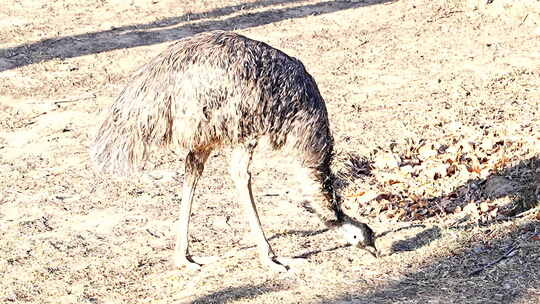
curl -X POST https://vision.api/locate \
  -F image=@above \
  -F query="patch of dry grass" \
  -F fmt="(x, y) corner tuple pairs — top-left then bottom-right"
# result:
(1, 0), (539, 303)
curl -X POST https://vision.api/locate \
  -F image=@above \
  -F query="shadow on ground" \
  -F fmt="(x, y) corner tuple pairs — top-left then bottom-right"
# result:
(390, 226), (441, 253)
(0, 0), (393, 71)
(322, 220), (540, 303)
(192, 282), (286, 304)
(337, 153), (539, 222)
(321, 155), (540, 302)
(237, 228), (328, 251)
(189, 219), (538, 303)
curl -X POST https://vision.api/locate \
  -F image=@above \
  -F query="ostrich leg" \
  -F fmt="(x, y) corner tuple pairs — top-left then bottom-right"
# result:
(174, 149), (213, 269)
(229, 144), (288, 272)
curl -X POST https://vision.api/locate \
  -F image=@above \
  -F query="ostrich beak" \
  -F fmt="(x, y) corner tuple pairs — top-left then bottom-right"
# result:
(361, 244), (379, 258)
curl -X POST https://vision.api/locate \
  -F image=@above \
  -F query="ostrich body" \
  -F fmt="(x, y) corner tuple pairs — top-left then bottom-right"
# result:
(91, 31), (376, 271)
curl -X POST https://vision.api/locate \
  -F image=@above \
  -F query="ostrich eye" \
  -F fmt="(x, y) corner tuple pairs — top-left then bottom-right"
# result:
(353, 235), (357, 239)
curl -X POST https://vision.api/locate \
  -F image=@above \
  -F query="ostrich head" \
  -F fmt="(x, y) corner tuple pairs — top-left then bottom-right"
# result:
(312, 159), (378, 257)
(322, 214), (378, 257)
(326, 185), (378, 256)
(340, 217), (378, 257)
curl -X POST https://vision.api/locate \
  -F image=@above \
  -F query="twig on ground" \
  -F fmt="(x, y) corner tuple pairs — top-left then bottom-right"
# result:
(32, 92), (97, 106)
(53, 92), (97, 105)
(519, 14), (529, 26)
(146, 228), (161, 238)
(513, 206), (540, 219)
(468, 244), (520, 276)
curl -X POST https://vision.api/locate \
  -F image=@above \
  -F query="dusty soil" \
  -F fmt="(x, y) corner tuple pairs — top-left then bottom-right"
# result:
(1, 0), (540, 303)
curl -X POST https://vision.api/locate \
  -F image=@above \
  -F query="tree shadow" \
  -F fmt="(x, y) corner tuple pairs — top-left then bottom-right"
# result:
(345, 154), (539, 223)
(322, 154), (539, 302)
(0, 0), (393, 72)
(471, 156), (539, 215)
(319, 220), (540, 303)
(191, 282), (286, 304)
(431, 156), (540, 223)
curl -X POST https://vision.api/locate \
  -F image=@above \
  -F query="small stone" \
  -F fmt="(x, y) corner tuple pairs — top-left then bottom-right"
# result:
(472, 245), (484, 254)
(484, 176), (517, 198)
(446, 145), (459, 155)
(463, 203), (478, 214)
(214, 216), (231, 230)
(421, 160), (449, 179)
(437, 144), (449, 154)
(418, 144), (437, 160)
(459, 141), (475, 153)
(480, 202), (490, 212)
(144, 170), (178, 183)
(446, 121), (462, 132)
(373, 152), (400, 169)
(480, 137), (495, 152)
(400, 165), (414, 174)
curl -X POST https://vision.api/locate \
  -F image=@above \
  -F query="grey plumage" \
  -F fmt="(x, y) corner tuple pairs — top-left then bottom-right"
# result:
(91, 31), (376, 271)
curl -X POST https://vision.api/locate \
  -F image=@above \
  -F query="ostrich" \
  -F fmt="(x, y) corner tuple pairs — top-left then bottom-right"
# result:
(91, 30), (377, 272)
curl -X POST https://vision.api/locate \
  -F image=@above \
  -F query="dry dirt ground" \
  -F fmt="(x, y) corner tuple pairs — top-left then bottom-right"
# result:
(1, 0), (540, 303)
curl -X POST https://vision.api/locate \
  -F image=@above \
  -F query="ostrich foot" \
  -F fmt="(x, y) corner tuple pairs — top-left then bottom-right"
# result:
(174, 255), (218, 270)
(261, 256), (308, 272)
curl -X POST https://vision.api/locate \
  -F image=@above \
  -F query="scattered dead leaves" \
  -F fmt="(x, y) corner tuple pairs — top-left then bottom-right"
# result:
(352, 129), (539, 222)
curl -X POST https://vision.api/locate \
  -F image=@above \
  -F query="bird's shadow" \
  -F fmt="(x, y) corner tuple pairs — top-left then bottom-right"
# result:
(293, 244), (349, 259)
(237, 228), (328, 251)
(390, 226), (442, 253)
